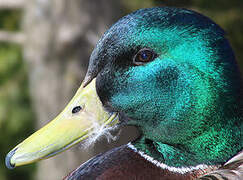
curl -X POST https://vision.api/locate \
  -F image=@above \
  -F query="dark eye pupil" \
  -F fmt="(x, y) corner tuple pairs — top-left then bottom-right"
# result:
(138, 50), (151, 62)
(72, 106), (82, 114)
(141, 52), (148, 59)
(134, 48), (155, 65)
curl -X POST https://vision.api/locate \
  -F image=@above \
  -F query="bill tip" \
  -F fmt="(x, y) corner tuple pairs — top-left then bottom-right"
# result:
(5, 148), (17, 169)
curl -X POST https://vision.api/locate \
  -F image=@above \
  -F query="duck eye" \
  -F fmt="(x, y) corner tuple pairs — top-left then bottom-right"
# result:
(72, 106), (82, 114)
(133, 48), (155, 65)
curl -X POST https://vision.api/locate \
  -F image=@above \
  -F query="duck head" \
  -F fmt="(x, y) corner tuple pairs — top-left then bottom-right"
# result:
(6, 7), (242, 169)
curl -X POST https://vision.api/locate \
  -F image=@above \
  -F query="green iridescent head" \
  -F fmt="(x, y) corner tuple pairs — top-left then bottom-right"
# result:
(85, 7), (242, 167)
(5, 7), (242, 171)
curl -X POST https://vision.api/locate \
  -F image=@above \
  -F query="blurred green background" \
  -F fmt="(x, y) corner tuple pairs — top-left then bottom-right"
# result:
(0, 0), (242, 180)
(0, 9), (36, 180)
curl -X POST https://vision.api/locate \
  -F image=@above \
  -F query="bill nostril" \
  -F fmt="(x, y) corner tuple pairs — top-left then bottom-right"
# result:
(72, 106), (82, 114)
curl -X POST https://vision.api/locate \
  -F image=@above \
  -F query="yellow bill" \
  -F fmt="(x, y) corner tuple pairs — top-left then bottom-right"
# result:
(5, 78), (119, 169)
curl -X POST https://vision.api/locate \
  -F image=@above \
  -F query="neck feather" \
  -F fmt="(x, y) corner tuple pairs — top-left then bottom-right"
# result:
(131, 126), (241, 171)
(127, 142), (218, 174)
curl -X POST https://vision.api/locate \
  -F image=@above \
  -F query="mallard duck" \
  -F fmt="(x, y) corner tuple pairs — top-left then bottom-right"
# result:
(6, 7), (243, 179)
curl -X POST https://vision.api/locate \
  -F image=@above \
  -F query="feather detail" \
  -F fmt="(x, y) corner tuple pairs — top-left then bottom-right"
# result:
(198, 151), (243, 180)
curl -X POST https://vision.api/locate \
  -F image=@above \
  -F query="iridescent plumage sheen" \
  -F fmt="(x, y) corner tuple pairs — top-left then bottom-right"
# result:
(86, 7), (242, 168)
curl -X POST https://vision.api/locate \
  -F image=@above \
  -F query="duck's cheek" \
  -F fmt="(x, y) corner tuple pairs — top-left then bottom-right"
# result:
(96, 71), (117, 110)
(96, 74), (140, 116)
(95, 65), (132, 111)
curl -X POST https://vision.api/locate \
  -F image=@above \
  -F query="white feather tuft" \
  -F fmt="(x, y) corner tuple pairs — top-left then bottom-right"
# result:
(78, 112), (119, 149)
